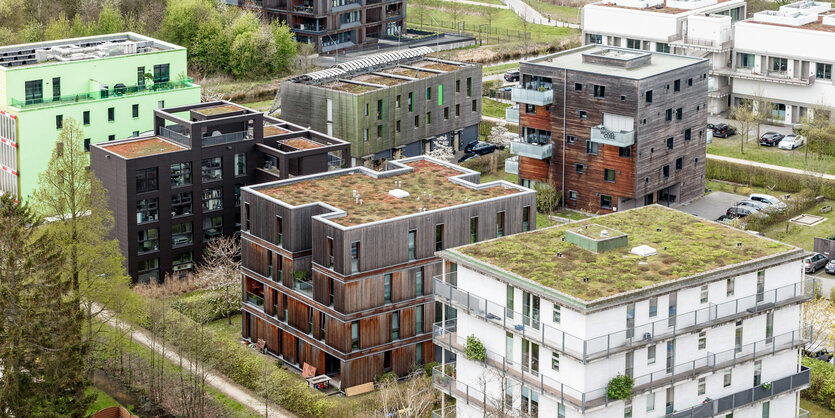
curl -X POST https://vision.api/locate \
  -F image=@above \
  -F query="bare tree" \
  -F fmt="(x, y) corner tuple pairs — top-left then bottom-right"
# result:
(375, 370), (437, 418)
(174, 303), (215, 417)
(198, 235), (241, 325)
(731, 99), (757, 155)
(803, 297), (834, 353)
(476, 367), (526, 418)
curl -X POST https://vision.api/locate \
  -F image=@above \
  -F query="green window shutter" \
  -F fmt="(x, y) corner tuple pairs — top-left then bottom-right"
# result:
(438, 84), (443, 106)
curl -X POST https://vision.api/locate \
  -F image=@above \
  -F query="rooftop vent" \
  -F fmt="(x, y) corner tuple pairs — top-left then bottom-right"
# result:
(565, 224), (628, 253)
(631, 245), (658, 257)
(388, 189), (410, 199)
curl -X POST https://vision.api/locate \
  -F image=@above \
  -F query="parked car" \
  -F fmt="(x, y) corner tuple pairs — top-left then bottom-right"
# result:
(736, 200), (769, 212)
(826, 259), (835, 274)
(504, 70), (520, 82)
(464, 141), (497, 156)
(804, 253), (828, 273)
(458, 153), (478, 163)
(759, 132), (785, 146)
(778, 134), (805, 150)
(725, 206), (761, 218)
(707, 123), (715, 131)
(712, 124), (736, 138)
(749, 193), (788, 211)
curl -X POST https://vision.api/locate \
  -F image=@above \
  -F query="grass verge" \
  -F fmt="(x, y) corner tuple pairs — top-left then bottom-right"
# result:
(707, 136), (835, 175)
(483, 62), (519, 76)
(482, 97), (511, 119)
(801, 398), (835, 418)
(522, 0), (581, 24)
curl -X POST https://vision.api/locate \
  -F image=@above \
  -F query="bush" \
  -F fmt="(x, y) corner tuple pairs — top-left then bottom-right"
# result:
(802, 356), (835, 412)
(464, 335), (486, 362)
(171, 290), (241, 323)
(293, 271), (309, 282)
(423, 361), (439, 376)
(376, 371), (399, 383)
(606, 373), (634, 400)
(744, 190), (816, 231)
(535, 182), (560, 214)
(827, 234), (835, 240)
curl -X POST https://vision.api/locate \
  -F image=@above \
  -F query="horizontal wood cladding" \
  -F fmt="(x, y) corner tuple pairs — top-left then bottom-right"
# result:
(518, 105), (551, 132)
(518, 156), (550, 183)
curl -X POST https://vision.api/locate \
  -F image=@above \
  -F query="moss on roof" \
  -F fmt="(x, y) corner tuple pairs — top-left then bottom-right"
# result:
(457, 206), (792, 301)
(195, 104), (245, 116)
(260, 160), (520, 226)
(323, 81), (379, 93)
(104, 137), (186, 158)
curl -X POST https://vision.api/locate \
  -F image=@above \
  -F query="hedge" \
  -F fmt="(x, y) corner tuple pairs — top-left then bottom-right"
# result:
(802, 356), (835, 412)
(706, 159), (835, 199)
(170, 290), (241, 323)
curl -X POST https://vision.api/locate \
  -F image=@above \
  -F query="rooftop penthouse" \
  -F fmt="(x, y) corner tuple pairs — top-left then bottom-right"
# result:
(444, 205), (796, 304)
(524, 45), (706, 79)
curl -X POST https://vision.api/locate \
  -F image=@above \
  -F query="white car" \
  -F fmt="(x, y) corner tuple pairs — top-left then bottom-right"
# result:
(778, 134), (805, 150)
(749, 193), (788, 211)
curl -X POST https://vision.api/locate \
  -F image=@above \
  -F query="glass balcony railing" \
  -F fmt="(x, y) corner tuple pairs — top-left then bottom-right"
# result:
(510, 140), (552, 160)
(505, 156), (519, 175)
(590, 125), (635, 147)
(434, 275), (813, 363)
(505, 106), (519, 123)
(246, 292), (265, 308)
(511, 87), (554, 106)
(294, 279), (314, 297)
(11, 78), (196, 109)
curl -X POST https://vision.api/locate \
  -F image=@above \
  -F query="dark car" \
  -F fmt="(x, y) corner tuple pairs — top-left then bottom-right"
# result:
(464, 141), (497, 156)
(804, 253), (828, 273)
(504, 70), (520, 82)
(826, 259), (835, 274)
(712, 124), (736, 138)
(707, 123), (715, 131)
(725, 206), (758, 218)
(759, 132), (785, 146)
(458, 153), (478, 163)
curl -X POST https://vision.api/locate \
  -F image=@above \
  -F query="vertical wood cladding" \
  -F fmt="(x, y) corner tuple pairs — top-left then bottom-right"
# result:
(518, 156), (550, 183)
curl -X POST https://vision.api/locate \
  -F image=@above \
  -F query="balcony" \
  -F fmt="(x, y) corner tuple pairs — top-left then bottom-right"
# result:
(433, 275), (813, 363)
(505, 156), (519, 175)
(510, 140), (552, 160)
(511, 87), (554, 106)
(712, 67), (816, 86)
(707, 85), (731, 99)
(505, 106), (519, 123)
(293, 23), (327, 34)
(246, 291), (264, 308)
(670, 36), (733, 52)
(294, 279), (314, 297)
(10, 78), (196, 109)
(590, 125), (635, 147)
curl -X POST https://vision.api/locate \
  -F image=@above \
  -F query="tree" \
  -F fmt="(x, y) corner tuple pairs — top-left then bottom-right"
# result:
(94, 0), (124, 35)
(751, 91), (773, 141)
(801, 105), (835, 160)
(412, 0), (429, 28)
(425, 137), (455, 162)
(803, 297), (835, 353)
(731, 99), (757, 155)
(449, 1), (463, 26)
(534, 182), (559, 218)
(44, 12), (72, 40)
(375, 370), (437, 418)
(199, 235), (241, 325)
(269, 20), (296, 75)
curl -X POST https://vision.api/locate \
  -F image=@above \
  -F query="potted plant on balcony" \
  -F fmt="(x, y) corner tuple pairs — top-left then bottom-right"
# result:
(464, 334), (486, 362)
(606, 373), (634, 400)
(293, 271), (309, 289)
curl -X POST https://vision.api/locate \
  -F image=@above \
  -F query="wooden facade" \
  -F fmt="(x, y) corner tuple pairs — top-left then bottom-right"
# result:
(240, 158), (536, 388)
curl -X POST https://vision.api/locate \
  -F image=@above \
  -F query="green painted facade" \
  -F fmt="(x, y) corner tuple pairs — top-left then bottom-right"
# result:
(0, 33), (201, 200)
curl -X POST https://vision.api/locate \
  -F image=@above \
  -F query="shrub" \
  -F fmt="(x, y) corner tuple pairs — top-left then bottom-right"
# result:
(802, 356), (835, 412)
(606, 373), (634, 400)
(376, 371), (399, 383)
(706, 159), (835, 199)
(464, 335), (486, 362)
(423, 361), (439, 376)
(535, 182), (560, 214)
(745, 190), (816, 231)
(293, 271), (309, 282)
(827, 234), (835, 240)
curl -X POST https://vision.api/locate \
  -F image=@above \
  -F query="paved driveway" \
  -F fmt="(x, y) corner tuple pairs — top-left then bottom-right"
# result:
(678, 191), (748, 221)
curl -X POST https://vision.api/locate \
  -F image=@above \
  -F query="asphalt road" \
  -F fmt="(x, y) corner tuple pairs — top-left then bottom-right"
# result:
(677, 191), (748, 221)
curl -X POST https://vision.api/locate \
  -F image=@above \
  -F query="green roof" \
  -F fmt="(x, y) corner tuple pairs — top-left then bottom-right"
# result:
(453, 205), (793, 302)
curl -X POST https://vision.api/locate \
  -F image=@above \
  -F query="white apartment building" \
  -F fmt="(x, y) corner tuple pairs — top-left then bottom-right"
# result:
(582, 0), (746, 115)
(721, 4), (835, 124)
(431, 205), (812, 418)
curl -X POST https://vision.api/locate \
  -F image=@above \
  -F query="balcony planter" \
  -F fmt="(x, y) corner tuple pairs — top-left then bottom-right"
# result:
(762, 382), (771, 390)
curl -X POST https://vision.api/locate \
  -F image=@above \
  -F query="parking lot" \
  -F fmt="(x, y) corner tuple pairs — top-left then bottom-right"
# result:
(677, 191), (749, 221)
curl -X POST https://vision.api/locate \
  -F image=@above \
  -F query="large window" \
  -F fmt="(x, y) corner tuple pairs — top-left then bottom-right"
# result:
(172, 252), (193, 277)
(171, 192), (192, 217)
(202, 187), (223, 211)
(136, 198), (158, 224)
(203, 216), (223, 240)
(522, 206), (530, 232)
(136, 167), (158, 193)
(771, 57), (788, 73)
(235, 153), (246, 176)
(137, 258), (159, 283)
(586, 141), (599, 155)
(817, 63), (832, 80)
(604, 169), (616, 183)
(52, 77), (61, 99)
(600, 195), (613, 209)
(137, 228), (159, 254)
(737, 53), (755, 69)
(408, 230), (416, 260)
(662, 165), (670, 178)
(153, 63), (170, 83)
(626, 38), (641, 49)
(172, 222), (193, 247)
(170, 162), (192, 187)
(655, 43), (670, 53)
(351, 321), (360, 350)
(25, 80), (43, 103)
(202, 157), (222, 182)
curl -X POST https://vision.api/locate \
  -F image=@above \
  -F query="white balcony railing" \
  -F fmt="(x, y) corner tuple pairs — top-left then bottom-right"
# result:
(505, 156), (519, 175)
(510, 141), (552, 160)
(511, 87), (554, 106)
(505, 106), (519, 123)
(590, 125), (635, 147)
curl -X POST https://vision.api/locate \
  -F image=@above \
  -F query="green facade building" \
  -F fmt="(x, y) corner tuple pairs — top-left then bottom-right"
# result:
(0, 33), (201, 200)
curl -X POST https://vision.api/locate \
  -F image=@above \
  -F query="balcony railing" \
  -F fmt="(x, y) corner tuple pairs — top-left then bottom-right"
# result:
(511, 87), (554, 106)
(294, 279), (314, 297)
(159, 126), (191, 147)
(434, 275), (813, 363)
(293, 23), (327, 33)
(510, 140), (552, 160)
(590, 125), (635, 147)
(670, 366), (810, 418)
(431, 405), (457, 418)
(505, 156), (519, 175)
(202, 130), (250, 147)
(246, 292), (264, 308)
(505, 106), (519, 123)
(434, 317), (810, 412)
(11, 78), (196, 109)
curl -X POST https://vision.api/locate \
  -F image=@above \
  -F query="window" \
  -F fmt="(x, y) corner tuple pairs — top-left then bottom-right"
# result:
(522, 206), (531, 232)
(202, 187), (223, 211)
(414, 115), (419, 128)
(645, 90), (653, 103)
(202, 157), (222, 182)
(698, 331), (706, 349)
(83, 138), (90, 152)
(723, 370), (732, 387)
(137, 228), (159, 254)
(408, 92), (414, 112)
(24, 80), (43, 103)
(348, 241), (360, 273)
(649, 297), (657, 317)
(600, 195), (613, 209)
(456, 79), (461, 93)
(662, 165), (670, 178)
(621, 95), (626, 101)
(426, 87), (431, 100)
(757, 270), (765, 302)
(435, 224), (444, 251)
(136, 168), (158, 193)
(363, 128), (369, 141)
(395, 120), (401, 133)
(170, 162), (192, 187)
(553, 305), (561, 323)
(574, 83), (582, 91)
(647, 392), (655, 412)
(83, 110), (90, 125)
(51, 77), (61, 100)
(108, 135), (115, 142)
(416, 267), (423, 296)
(351, 321), (360, 350)
(735, 321), (743, 353)
(392, 311), (400, 340)
(566, 135), (576, 144)
(56, 115), (63, 129)
(766, 311), (773, 343)
(496, 211), (505, 237)
(172, 252), (193, 276)
(579, 110), (587, 120)
(408, 230), (416, 260)
(243, 203), (251, 231)
(676, 157), (682, 171)
(647, 345), (656, 364)
(158, 100), (165, 109)
(455, 104), (460, 117)
(171, 222), (193, 247)
(665, 387), (675, 415)
(684, 128), (692, 141)
(604, 168), (616, 182)
(771, 58), (787, 73)
(395, 95), (401, 108)
(762, 401), (769, 418)
(326, 237), (334, 268)
(727, 278), (735, 296)
(235, 153), (246, 176)
(816, 63), (832, 80)
(472, 99), (477, 112)
(136, 198), (159, 224)
(466, 77), (472, 96)
(153, 63), (170, 83)
(107, 107), (115, 122)
(568, 190), (577, 200)
(137, 258), (159, 283)
(444, 107), (449, 120)
(171, 192), (192, 217)
(376, 125), (383, 138)
(665, 109), (672, 121)
(674, 80), (680, 92)
(416, 342), (423, 365)
(697, 377), (706, 395)
(320, 312), (326, 341)
(676, 108), (682, 120)
(593, 84), (605, 98)
(586, 141), (598, 155)
(470, 217), (478, 243)
(667, 137), (674, 150)
(551, 352), (560, 371)
(416, 304), (424, 334)
(437, 84), (443, 105)
(619, 146), (631, 158)
(507, 285), (515, 312)
(525, 104), (536, 114)
(384, 274), (392, 303)
(688, 78), (693, 87)
(132, 104), (139, 118)
(377, 99), (383, 120)
(203, 216), (222, 240)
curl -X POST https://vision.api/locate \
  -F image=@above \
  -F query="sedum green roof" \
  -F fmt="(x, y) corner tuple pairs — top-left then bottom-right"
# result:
(455, 205), (793, 301)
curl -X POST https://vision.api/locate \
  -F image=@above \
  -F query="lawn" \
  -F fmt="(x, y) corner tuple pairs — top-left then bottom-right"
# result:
(707, 135), (835, 175)
(85, 387), (121, 415)
(483, 62), (519, 77)
(761, 199), (835, 251)
(465, 0), (505, 5)
(522, 0), (582, 24)
(482, 97), (511, 119)
(801, 398), (835, 418)
(238, 98), (275, 113)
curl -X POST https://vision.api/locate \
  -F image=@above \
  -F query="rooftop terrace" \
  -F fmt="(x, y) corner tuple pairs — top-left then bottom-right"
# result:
(258, 159), (523, 226)
(452, 205), (793, 302)
(101, 136), (187, 158)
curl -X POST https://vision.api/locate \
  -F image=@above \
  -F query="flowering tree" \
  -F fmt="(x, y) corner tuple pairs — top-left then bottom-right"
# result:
(426, 137), (455, 162)
(198, 235), (241, 325)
